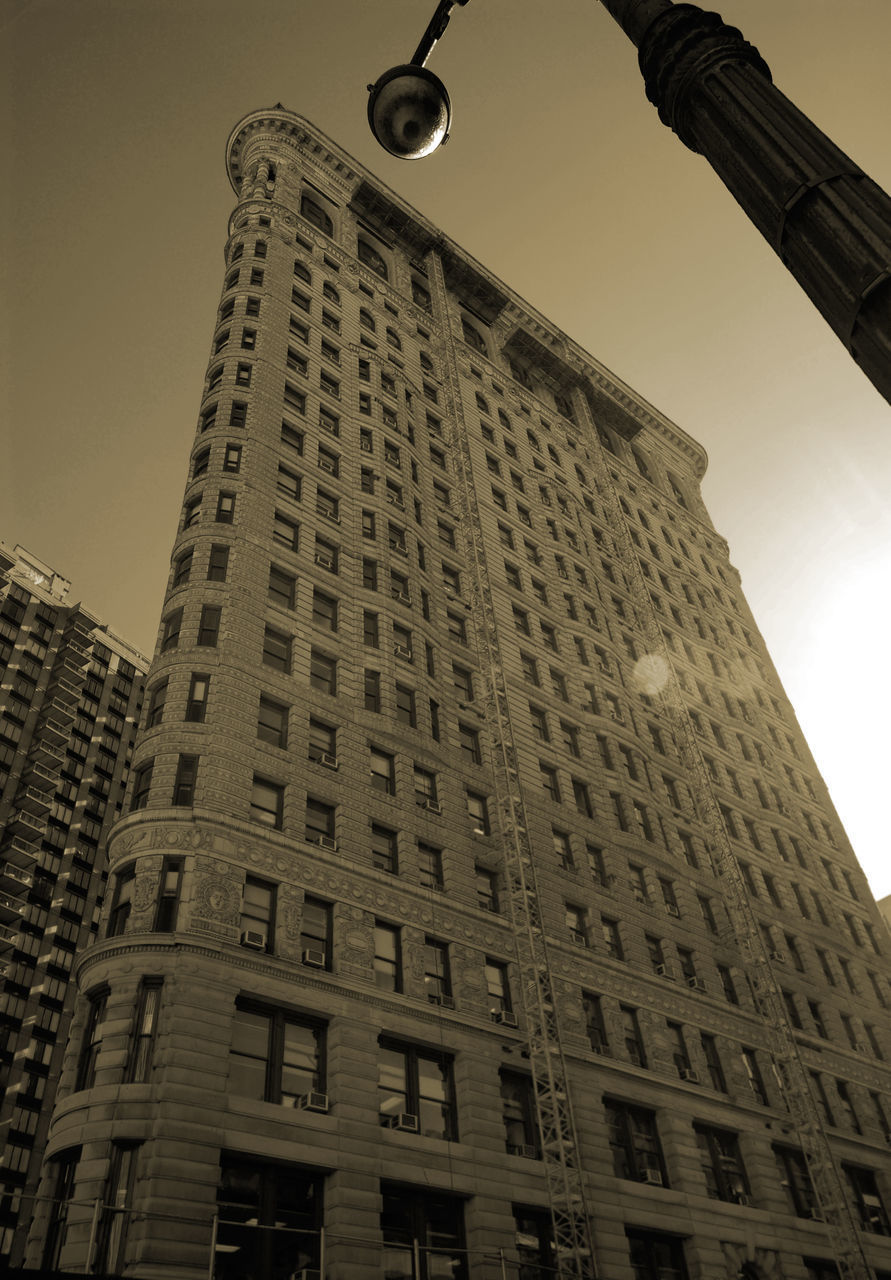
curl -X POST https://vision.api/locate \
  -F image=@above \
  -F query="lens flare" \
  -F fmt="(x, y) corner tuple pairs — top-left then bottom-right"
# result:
(632, 654), (670, 695)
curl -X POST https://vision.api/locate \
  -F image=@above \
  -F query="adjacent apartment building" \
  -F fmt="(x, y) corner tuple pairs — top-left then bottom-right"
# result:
(0, 542), (147, 1265)
(22, 110), (891, 1280)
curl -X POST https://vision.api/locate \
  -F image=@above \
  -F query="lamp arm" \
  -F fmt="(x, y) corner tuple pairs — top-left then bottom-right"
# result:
(410, 0), (471, 68)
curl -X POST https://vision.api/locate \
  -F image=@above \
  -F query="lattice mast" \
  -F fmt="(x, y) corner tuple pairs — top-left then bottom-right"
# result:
(428, 251), (598, 1279)
(579, 398), (874, 1280)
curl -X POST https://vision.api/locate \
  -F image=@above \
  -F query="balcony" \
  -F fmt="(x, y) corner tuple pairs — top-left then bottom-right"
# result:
(45, 674), (81, 706)
(34, 715), (70, 745)
(20, 761), (56, 794)
(0, 836), (39, 869)
(7, 810), (45, 841)
(0, 863), (32, 892)
(0, 890), (26, 922)
(14, 785), (51, 817)
(32, 739), (64, 768)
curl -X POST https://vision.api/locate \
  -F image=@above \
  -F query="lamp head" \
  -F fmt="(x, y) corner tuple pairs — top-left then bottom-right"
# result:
(367, 64), (451, 159)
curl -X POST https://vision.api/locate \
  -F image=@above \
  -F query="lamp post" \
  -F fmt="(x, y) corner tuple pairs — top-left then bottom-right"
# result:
(368, 0), (891, 406)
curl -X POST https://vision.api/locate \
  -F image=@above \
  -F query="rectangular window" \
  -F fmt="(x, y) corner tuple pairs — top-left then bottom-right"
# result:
(229, 1001), (324, 1105)
(486, 959), (511, 1016)
(258, 696), (288, 748)
(300, 895), (332, 967)
(379, 1041), (456, 1140)
(423, 937), (452, 1003)
(370, 747), (396, 795)
(605, 1100), (665, 1184)
(215, 490), (236, 523)
(76, 987), (108, 1089)
(197, 604), (221, 647)
(107, 866), (134, 937)
(500, 1071), (539, 1157)
(146, 678), (168, 728)
(307, 718), (336, 765)
(364, 669), (381, 712)
(273, 510), (300, 552)
(125, 980), (162, 1084)
(215, 1156), (322, 1275)
(418, 841), (444, 891)
(277, 464), (302, 501)
(311, 589), (338, 632)
(154, 857), (183, 931)
(467, 791), (490, 836)
(160, 608), (183, 652)
(172, 754), (198, 806)
(394, 682), (415, 726)
(305, 796), (335, 845)
(251, 776), (284, 829)
(695, 1125), (749, 1203)
(262, 625), (291, 673)
(374, 922), (402, 992)
(207, 543), (229, 581)
(371, 823), (398, 875)
(240, 876), (276, 950)
(268, 564), (296, 610)
(309, 649), (336, 695)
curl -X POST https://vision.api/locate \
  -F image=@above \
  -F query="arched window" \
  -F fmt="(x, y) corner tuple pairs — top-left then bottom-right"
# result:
(527, 430), (540, 452)
(497, 409), (511, 430)
(386, 327), (402, 351)
(420, 351), (434, 374)
(323, 282), (340, 305)
(359, 308), (376, 333)
(265, 162), (277, 194)
(358, 239), (389, 280)
(461, 317), (486, 354)
(301, 194), (333, 237)
(475, 392), (489, 415)
(293, 261), (311, 284)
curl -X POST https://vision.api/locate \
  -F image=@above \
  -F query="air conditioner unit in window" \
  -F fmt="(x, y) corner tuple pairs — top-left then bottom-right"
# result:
(507, 1143), (538, 1159)
(855, 1041), (871, 1054)
(769, 950), (786, 963)
(495, 1010), (518, 1028)
(687, 976), (706, 992)
(640, 1168), (663, 1185)
(423, 798), (442, 814)
(240, 930), (267, 950)
(428, 993), (455, 1010)
(665, 903), (680, 917)
(393, 644), (412, 659)
(319, 753), (339, 770)
(385, 1112), (419, 1132)
(297, 1092), (329, 1114)
(730, 1192), (749, 1205)
(302, 949), (327, 968)
(312, 835), (337, 852)
(314, 552), (334, 568)
(569, 930), (588, 947)
(397, 592), (412, 605)
(679, 1067), (699, 1083)
(655, 963), (675, 979)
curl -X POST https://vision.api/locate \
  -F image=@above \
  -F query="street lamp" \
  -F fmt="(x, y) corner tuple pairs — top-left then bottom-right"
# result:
(367, 0), (891, 405)
(367, 0), (470, 159)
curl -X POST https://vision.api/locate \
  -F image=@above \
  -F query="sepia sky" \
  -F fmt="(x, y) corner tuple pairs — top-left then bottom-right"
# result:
(3, 1), (890, 894)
